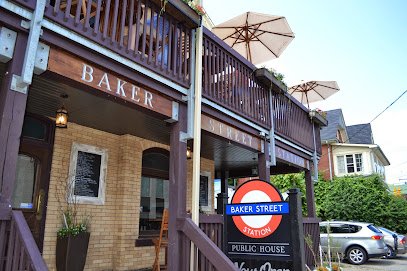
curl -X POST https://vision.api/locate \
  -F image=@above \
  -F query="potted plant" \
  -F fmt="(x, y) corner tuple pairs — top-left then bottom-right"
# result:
(55, 177), (90, 271)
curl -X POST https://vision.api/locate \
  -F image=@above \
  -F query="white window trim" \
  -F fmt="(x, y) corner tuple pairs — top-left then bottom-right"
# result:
(336, 153), (363, 175)
(68, 142), (108, 205)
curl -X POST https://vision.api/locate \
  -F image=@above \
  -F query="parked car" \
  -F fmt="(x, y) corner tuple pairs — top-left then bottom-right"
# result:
(379, 227), (407, 257)
(378, 227), (398, 258)
(320, 221), (388, 265)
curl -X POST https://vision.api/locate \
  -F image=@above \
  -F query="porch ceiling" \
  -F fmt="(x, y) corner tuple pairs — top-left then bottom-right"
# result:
(19, 73), (259, 174)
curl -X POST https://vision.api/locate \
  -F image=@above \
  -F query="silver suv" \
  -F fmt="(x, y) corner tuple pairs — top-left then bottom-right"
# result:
(320, 221), (388, 265)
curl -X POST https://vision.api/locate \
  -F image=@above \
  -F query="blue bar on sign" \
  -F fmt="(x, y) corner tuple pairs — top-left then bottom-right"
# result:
(226, 202), (289, 216)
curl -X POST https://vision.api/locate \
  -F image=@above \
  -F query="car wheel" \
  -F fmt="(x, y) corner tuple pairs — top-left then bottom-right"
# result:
(346, 246), (367, 265)
(385, 245), (396, 259)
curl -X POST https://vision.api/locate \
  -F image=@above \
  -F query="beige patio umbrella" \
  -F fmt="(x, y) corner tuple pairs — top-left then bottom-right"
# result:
(212, 11), (295, 64)
(288, 81), (340, 108)
(289, 80), (340, 182)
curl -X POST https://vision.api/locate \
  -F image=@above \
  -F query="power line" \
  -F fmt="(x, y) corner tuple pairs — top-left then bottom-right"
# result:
(369, 89), (407, 123)
(319, 89), (407, 163)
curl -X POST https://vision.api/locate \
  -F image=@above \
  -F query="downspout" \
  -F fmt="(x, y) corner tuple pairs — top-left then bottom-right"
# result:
(268, 89), (276, 166)
(311, 122), (319, 181)
(327, 145), (333, 180)
(190, 1), (203, 269)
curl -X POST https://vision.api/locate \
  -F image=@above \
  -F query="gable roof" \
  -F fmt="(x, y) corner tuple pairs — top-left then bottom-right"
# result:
(320, 109), (347, 142)
(346, 123), (374, 144)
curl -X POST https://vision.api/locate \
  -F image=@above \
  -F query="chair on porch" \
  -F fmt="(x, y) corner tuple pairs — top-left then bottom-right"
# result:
(152, 208), (169, 271)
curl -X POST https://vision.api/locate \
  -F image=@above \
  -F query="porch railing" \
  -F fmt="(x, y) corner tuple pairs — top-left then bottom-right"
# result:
(0, 211), (48, 271)
(303, 217), (321, 269)
(198, 214), (321, 270)
(179, 217), (237, 271)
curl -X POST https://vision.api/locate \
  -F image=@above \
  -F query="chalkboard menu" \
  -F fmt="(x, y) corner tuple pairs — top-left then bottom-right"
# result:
(74, 151), (102, 197)
(199, 175), (209, 206)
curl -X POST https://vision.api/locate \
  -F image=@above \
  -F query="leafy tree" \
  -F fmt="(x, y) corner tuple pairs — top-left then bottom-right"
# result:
(314, 174), (407, 233)
(270, 173), (308, 216)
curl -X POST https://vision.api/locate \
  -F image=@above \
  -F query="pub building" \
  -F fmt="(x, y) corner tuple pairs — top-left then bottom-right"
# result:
(0, 0), (326, 270)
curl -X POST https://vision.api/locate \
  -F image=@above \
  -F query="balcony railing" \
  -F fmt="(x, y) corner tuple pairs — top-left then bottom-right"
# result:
(202, 28), (319, 153)
(11, 0), (321, 153)
(10, 0), (194, 87)
(202, 28), (271, 129)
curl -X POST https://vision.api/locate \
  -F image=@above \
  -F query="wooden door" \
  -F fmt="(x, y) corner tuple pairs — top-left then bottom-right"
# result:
(12, 114), (55, 252)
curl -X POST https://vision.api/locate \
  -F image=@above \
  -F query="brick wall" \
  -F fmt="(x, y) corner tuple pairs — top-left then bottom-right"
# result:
(42, 122), (214, 270)
(319, 144), (333, 180)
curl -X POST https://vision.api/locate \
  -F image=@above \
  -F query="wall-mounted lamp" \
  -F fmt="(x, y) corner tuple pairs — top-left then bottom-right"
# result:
(186, 147), (192, 160)
(56, 93), (69, 128)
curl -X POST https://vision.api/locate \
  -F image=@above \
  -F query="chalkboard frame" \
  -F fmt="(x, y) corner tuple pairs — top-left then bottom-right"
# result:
(199, 171), (212, 213)
(68, 142), (108, 205)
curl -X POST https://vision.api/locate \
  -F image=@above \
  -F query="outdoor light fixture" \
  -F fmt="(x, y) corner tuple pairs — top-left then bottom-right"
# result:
(56, 93), (69, 128)
(186, 147), (192, 160)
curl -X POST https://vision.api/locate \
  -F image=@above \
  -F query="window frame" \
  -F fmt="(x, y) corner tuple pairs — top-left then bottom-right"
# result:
(68, 142), (108, 205)
(336, 153), (363, 175)
(137, 148), (170, 243)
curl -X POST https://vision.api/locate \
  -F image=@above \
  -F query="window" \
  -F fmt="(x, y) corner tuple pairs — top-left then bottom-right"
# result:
(139, 148), (169, 238)
(320, 225), (328, 234)
(337, 153), (363, 174)
(12, 154), (38, 209)
(348, 224), (362, 233)
(330, 224), (349, 234)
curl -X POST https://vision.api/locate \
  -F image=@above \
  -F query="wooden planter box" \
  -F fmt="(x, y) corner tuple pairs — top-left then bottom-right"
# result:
(56, 232), (90, 271)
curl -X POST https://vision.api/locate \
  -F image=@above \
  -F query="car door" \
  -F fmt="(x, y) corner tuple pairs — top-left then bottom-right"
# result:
(328, 223), (350, 255)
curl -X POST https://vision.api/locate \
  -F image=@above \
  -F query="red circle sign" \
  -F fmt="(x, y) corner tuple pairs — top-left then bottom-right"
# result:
(231, 180), (283, 238)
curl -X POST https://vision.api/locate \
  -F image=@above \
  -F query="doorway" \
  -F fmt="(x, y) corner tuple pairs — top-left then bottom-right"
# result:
(12, 114), (55, 252)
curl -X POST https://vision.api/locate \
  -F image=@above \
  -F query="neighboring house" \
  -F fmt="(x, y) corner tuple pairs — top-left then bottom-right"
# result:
(319, 109), (390, 180)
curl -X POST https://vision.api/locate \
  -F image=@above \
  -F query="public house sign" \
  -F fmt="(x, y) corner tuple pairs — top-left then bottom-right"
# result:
(201, 115), (262, 151)
(48, 48), (173, 118)
(226, 179), (293, 271)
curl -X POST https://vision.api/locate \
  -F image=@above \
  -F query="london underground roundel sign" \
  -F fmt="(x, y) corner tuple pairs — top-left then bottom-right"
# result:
(226, 180), (289, 238)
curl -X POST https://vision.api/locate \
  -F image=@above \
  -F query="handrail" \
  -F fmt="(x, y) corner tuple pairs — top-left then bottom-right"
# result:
(0, 211), (48, 271)
(178, 217), (237, 271)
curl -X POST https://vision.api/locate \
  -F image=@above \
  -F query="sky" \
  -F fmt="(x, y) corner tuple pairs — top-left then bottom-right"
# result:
(203, 0), (407, 184)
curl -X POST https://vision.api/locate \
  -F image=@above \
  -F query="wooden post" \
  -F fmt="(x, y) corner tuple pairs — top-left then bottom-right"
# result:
(217, 170), (229, 253)
(305, 169), (316, 218)
(0, 33), (29, 219)
(289, 188), (306, 271)
(258, 140), (270, 182)
(168, 104), (188, 271)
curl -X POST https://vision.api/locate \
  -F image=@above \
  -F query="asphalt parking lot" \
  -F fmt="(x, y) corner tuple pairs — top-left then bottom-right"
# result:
(340, 254), (407, 271)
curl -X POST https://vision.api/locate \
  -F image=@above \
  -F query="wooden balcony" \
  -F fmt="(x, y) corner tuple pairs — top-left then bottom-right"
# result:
(13, 0), (197, 88)
(203, 28), (321, 154)
(9, 0), (322, 154)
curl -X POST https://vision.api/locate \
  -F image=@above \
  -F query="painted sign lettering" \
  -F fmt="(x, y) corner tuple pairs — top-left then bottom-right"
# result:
(48, 48), (173, 118)
(275, 146), (308, 169)
(201, 115), (262, 151)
